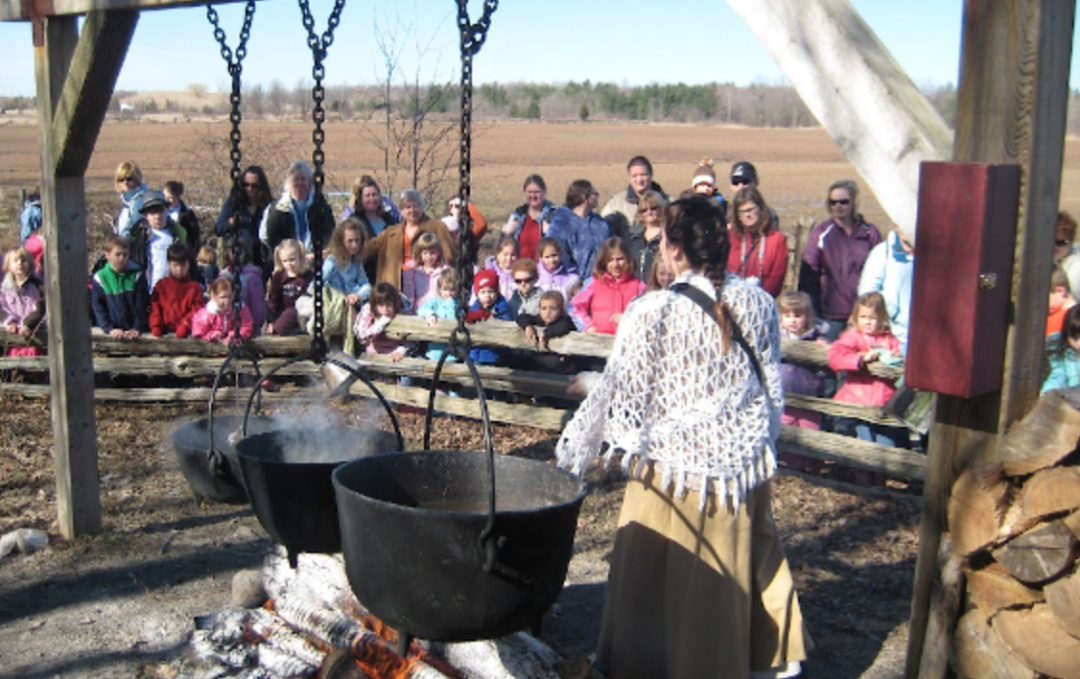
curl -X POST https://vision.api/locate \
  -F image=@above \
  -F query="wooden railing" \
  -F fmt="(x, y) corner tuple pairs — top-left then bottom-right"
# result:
(0, 317), (926, 481)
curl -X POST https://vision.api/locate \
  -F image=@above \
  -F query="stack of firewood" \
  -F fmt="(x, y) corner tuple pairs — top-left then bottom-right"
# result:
(946, 392), (1080, 679)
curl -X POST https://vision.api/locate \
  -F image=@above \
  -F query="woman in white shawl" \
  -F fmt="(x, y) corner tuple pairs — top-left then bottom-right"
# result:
(557, 196), (810, 679)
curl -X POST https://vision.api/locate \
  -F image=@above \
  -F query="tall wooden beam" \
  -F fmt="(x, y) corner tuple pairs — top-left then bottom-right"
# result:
(726, 0), (953, 238)
(34, 9), (137, 537)
(904, 2), (1075, 677)
(50, 11), (139, 176)
(0, 0), (244, 22)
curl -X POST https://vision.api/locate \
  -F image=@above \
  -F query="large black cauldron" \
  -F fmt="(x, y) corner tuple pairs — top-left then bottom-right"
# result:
(332, 450), (586, 644)
(171, 415), (284, 504)
(236, 427), (401, 567)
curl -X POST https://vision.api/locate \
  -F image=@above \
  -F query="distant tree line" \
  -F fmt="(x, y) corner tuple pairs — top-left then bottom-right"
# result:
(17, 85), (1080, 135)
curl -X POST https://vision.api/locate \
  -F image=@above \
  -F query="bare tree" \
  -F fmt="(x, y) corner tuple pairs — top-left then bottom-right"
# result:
(366, 10), (459, 207)
(244, 82), (265, 118)
(268, 79), (287, 117)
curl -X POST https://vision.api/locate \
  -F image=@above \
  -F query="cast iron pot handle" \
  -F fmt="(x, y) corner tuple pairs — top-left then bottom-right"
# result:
(424, 341), (524, 583)
(207, 345), (263, 479)
(238, 351), (405, 451)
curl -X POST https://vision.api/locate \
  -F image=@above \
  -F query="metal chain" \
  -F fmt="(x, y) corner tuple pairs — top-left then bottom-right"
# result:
(206, 0), (256, 346)
(296, 0), (346, 356)
(453, 0), (499, 350)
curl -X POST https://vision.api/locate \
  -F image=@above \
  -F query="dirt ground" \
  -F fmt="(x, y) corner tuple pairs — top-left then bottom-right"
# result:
(0, 395), (922, 679)
(0, 120), (952, 678)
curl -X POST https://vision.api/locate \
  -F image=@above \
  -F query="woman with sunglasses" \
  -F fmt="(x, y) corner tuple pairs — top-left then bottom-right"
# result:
(628, 190), (666, 281)
(797, 179), (882, 339)
(727, 186), (788, 298)
(215, 165), (273, 269)
(114, 161), (149, 239)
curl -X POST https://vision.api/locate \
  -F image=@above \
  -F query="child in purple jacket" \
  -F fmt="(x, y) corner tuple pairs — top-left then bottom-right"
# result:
(777, 291), (830, 472)
(535, 237), (579, 307)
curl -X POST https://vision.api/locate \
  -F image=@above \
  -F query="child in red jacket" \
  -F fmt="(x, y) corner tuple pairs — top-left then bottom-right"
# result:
(828, 291), (907, 483)
(190, 277), (254, 345)
(149, 243), (204, 338)
(570, 237), (646, 334)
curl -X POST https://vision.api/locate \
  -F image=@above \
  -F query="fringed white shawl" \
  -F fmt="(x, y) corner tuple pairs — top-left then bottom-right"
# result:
(556, 271), (783, 511)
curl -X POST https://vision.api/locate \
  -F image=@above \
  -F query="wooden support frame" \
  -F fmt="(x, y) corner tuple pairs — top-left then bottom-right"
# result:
(0, 0), (244, 21)
(726, 0), (953, 237)
(904, 2), (1075, 677)
(34, 9), (138, 538)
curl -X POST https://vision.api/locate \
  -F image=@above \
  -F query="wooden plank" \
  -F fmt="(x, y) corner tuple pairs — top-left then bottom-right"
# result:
(0, 0), (247, 21)
(916, 538), (961, 679)
(785, 393), (905, 427)
(49, 10), (138, 176)
(907, 3), (1075, 676)
(776, 425), (926, 480)
(726, 0), (953, 240)
(385, 316), (616, 359)
(35, 14), (100, 538)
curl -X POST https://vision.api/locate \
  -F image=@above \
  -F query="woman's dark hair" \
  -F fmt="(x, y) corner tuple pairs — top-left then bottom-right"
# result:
(523, 174), (547, 192)
(371, 281), (403, 315)
(664, 195), (733, 347)
(565, 180), (595, 209)
(240, 165), (272, 208)
(730, 186), (773, 236)
(350, 175), (383, 211)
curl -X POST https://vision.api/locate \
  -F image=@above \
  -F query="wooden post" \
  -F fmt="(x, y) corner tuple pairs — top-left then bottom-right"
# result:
(904, 2), (1075, 677)
(33, 9), (138, 537)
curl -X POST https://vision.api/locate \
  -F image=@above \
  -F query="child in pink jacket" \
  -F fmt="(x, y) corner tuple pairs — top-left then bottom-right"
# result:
(191, 277), (254, 345)
(570, 237), (646, 334)
(828, 291), (907, 483)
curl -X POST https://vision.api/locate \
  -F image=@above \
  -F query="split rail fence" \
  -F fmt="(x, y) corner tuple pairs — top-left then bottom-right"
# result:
(0, 316), (926, 482)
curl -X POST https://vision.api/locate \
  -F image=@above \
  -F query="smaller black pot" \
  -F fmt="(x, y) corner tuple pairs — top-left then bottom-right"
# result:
(236, 427), (401, 567)
(171, 415), (284, 505)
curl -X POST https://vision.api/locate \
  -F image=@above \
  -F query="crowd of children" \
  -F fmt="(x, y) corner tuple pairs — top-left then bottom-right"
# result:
(16, 161), (1008, 491)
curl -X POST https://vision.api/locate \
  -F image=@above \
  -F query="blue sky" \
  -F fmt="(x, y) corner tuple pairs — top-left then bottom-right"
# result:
(0, 1), (1073, 96)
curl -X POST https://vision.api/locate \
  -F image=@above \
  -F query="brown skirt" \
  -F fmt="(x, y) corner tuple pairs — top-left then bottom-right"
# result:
(597, 468), (810, 679)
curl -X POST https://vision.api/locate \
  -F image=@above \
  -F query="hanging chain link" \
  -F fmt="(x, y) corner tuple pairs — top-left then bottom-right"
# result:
(297, 0), (346, 357)
(453, 0), (499, 351)
(206, 0), (257, 347)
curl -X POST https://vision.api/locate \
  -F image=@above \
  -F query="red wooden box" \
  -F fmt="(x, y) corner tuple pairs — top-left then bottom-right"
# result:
(905, 162), (1021, 398)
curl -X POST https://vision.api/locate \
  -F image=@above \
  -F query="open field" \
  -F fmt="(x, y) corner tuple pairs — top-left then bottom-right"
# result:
(0, 119), (908, 233)
(5, 117), (1080, 248)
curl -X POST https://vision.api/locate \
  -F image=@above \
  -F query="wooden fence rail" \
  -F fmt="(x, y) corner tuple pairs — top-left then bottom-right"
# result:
(0, 318), (925, 481)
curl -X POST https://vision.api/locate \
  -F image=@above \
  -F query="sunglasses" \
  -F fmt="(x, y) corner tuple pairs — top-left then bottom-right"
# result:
(829, 199), (851, 206)
(1057, 239), (1072, 247)
(515, 277), (536, 284)
(242, 182), (260, 188)
(639, 205), (661, 213)
(731, 177), (753, 186)
(120, 176), (138, 183)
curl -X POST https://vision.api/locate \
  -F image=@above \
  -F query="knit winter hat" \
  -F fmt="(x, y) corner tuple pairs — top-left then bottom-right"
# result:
(473, 269), (499, 294)
(692, 159), (716, 189)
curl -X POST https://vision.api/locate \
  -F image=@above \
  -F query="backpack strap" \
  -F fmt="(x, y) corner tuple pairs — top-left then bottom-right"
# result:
(670, 282), (772, 406)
